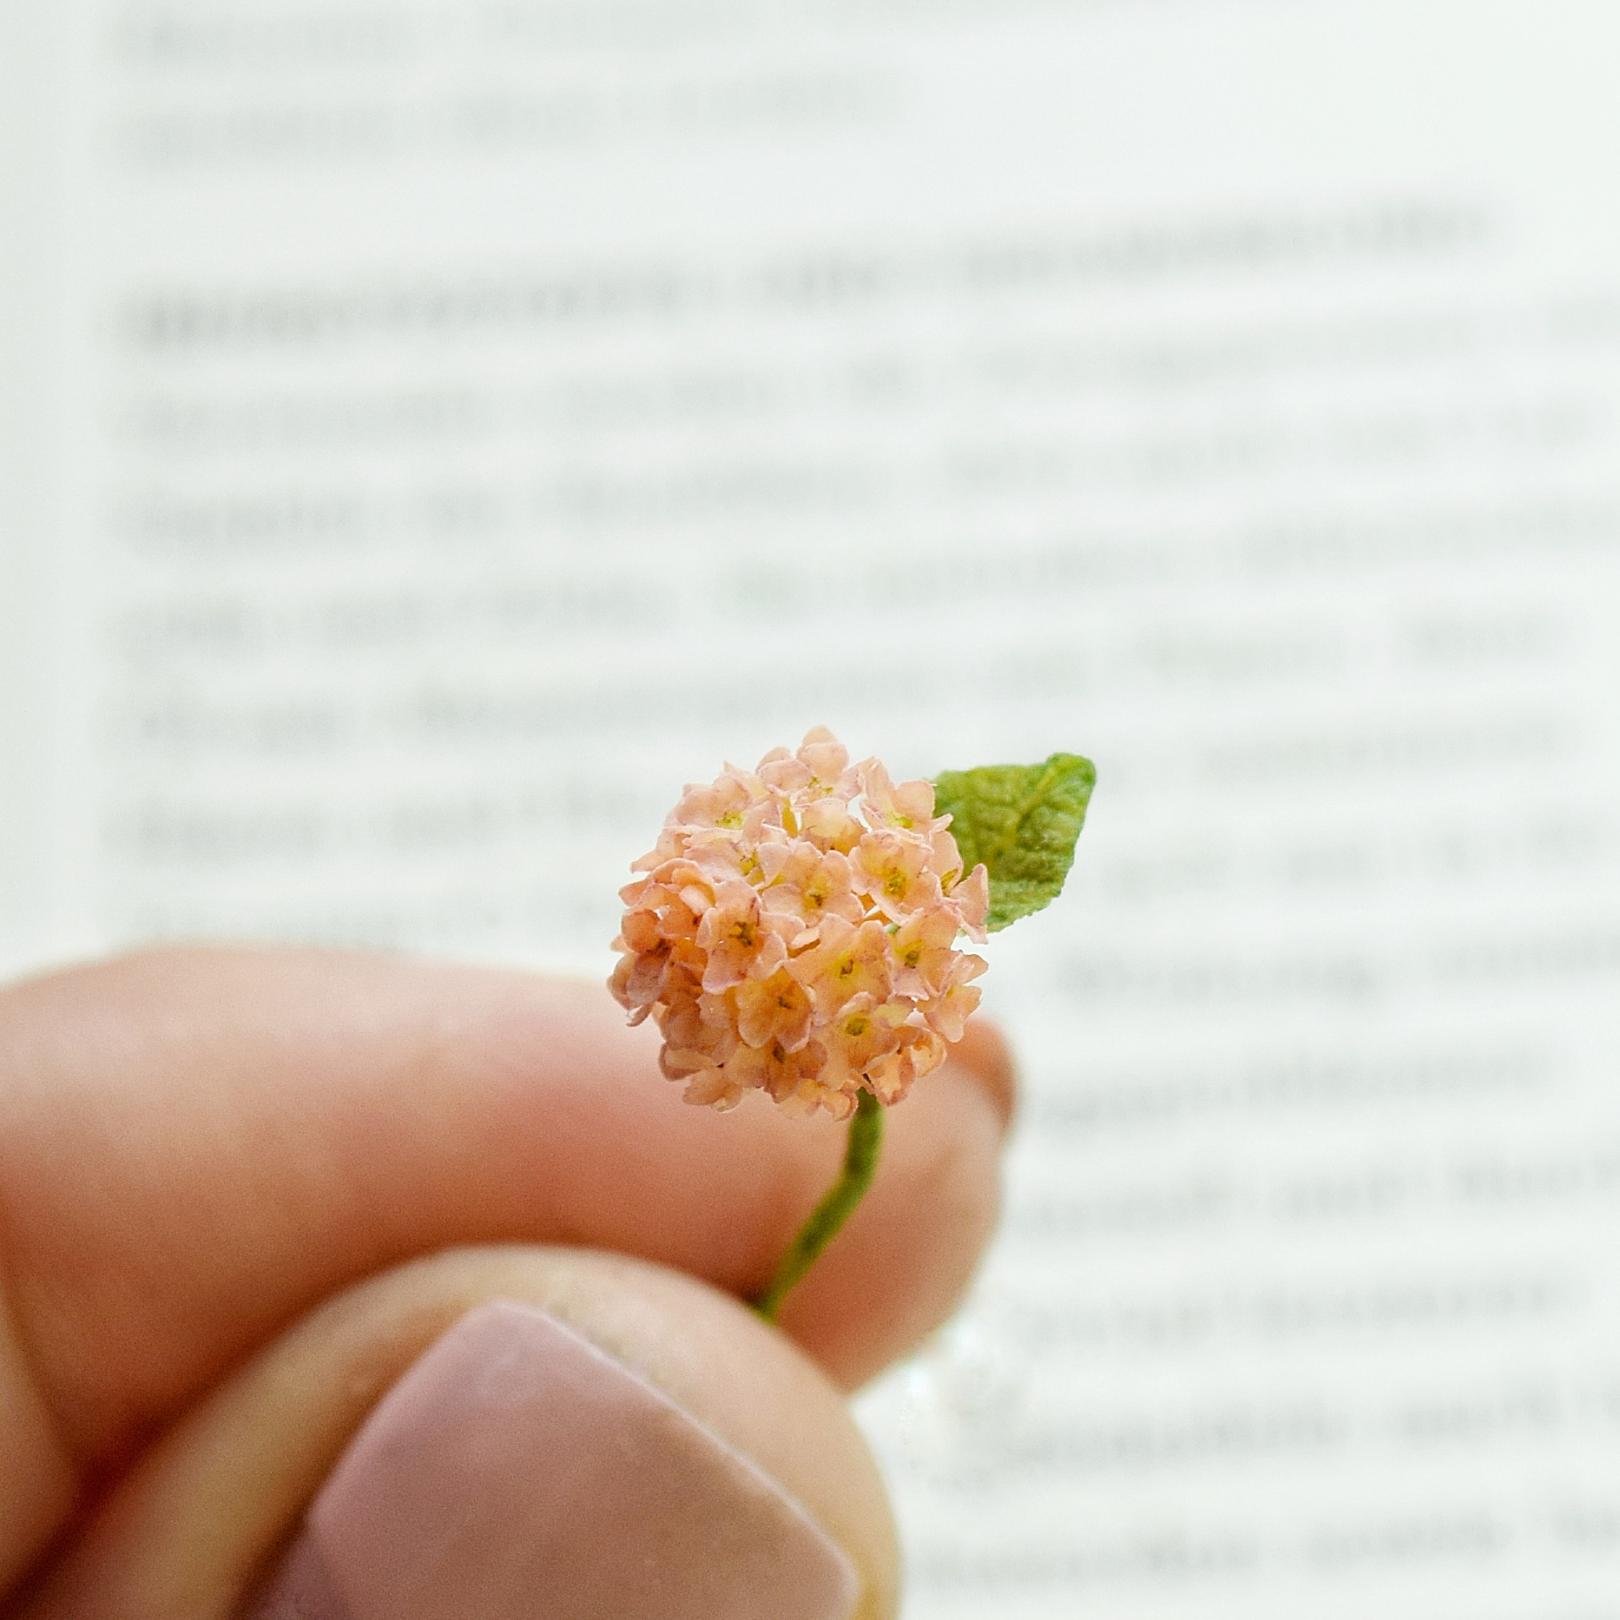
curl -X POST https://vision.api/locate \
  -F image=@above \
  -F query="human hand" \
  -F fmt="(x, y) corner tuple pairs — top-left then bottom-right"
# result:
(0, 947), (1014, 1618)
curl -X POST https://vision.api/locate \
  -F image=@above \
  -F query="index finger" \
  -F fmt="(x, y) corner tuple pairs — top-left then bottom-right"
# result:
(0, 946), (1012, 1588)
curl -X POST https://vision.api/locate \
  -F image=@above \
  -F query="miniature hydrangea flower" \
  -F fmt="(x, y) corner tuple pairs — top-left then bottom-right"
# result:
(610, 727), (990, 1118)
(611, 733), (1094, 1322)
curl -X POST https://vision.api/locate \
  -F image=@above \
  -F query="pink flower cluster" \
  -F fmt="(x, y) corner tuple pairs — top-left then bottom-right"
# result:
(611, 727), (990, 1118)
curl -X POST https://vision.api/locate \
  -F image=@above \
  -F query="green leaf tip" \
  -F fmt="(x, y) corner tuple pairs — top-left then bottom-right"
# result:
(932, 752), (1095, 931)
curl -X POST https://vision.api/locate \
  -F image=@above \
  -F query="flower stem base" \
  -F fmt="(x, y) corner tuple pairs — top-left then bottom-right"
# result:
(752, 1090), (884, 1322)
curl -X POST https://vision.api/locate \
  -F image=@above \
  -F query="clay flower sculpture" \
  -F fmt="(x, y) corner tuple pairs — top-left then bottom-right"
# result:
(610, 727), (1094, 1319)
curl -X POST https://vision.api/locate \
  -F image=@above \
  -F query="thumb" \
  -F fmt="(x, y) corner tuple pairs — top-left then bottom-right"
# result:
(18, 1247), (895, 1620)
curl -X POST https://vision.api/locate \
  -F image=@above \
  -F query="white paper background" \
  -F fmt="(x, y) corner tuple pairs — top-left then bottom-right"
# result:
(4, 2), (1620, 1613)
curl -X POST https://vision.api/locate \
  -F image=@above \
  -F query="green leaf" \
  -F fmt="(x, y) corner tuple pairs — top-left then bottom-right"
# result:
(932, 753), (1095, 931)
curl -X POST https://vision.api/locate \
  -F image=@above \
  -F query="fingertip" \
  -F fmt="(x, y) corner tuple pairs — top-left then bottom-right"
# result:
(951, 1017), (1019, 1133)
(21, 1250), (899, 1620)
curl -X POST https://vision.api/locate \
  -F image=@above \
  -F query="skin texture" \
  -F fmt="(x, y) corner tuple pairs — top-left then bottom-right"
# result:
(0, 947), (1015, 1617)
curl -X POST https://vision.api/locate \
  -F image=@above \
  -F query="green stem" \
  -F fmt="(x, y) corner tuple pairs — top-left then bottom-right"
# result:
(752, 1090), (884, 1322)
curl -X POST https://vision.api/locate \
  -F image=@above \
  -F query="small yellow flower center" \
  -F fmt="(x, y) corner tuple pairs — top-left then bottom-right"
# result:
(844, 1013), (870, 1037)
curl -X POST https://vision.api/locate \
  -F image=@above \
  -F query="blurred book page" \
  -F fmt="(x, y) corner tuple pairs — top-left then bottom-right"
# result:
(0, 4), (70, 980)
(16, 0), (1620, 1613)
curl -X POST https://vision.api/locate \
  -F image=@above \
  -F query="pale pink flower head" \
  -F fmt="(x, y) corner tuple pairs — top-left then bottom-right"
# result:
(859, 759), (944, 833)
(694, 878), (791, 992)
(755, 842), (865, 935)
(759, 724), (856, 802)
(852, 830), (943, 923)
(786, 914), (894, 1012)
(610, 728), (992, 1116)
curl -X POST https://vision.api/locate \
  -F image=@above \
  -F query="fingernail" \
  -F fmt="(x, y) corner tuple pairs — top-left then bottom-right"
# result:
(243, 1301), (859, 1620)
